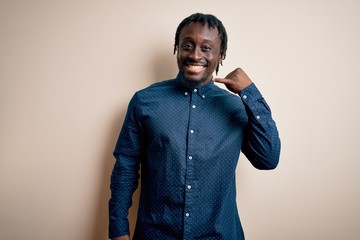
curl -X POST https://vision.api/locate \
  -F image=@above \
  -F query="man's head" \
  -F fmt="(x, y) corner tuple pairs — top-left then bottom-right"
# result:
(174, 13), (228, 87)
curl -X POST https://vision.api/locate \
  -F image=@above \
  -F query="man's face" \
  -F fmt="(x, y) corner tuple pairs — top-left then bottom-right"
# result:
(177, 22), (222, 86)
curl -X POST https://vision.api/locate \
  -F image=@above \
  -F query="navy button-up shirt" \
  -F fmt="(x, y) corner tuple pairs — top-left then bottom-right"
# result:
(109, 75), (280, 240)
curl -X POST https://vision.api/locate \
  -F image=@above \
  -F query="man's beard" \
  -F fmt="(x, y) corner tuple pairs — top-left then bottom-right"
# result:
(178, 71), (208, 88)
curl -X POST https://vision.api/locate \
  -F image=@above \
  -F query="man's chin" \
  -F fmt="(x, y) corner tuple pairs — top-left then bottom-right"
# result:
(179, 72), (207, 88)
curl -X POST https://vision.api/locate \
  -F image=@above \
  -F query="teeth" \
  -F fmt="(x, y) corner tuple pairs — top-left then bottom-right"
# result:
(189, 65), (204, 68)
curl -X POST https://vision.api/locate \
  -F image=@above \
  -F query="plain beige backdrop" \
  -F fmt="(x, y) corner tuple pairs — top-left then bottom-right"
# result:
(1, 0), (359, 239)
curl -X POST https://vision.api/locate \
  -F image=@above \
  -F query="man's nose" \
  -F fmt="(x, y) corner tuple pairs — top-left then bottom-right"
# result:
(190, 47), (202, 59)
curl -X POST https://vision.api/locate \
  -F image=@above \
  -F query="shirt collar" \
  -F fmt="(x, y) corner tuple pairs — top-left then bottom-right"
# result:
(175, 73), (214, 99)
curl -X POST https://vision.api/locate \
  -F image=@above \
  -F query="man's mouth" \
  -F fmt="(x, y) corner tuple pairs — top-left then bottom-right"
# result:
(184, 63), (207, 74)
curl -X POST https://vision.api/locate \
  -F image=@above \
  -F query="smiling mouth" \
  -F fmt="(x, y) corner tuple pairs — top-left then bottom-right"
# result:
(184, 64), (206, 74)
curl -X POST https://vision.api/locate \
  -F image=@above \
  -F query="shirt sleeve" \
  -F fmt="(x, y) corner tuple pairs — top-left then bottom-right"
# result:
(239, 83), (281, 169)
(109, 93), (144, 239)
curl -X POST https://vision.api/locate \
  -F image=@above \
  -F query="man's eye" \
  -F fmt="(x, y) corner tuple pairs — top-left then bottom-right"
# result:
(202, 46), (212, 51)
(182, 44), (193, 50)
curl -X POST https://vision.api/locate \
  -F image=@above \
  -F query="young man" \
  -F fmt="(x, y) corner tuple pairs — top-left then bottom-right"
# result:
(109, 13), (281, 240)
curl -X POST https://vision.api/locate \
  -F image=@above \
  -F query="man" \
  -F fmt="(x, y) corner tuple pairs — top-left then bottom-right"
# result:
(109, 13), (280, 240)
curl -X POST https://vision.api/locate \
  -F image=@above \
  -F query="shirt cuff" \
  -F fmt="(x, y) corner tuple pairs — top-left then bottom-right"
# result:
(238, 83), (263, 107)
(238, 83), (272, 125)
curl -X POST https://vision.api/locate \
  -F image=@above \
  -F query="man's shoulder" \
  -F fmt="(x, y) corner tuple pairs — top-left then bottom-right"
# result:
(132, 78), (178, 104)
(137, 78), (177, 94)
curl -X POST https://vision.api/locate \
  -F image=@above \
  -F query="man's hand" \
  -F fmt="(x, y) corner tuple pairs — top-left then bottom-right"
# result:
(214, 67), (252, 93)
(113, 236), (130, 240)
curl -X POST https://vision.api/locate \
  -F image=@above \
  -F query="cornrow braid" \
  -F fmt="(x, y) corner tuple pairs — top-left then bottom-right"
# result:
(174, 13), (228, 74)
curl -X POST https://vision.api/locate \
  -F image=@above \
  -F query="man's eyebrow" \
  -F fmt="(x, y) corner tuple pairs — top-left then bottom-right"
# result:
(202, 40), (214, 44)
(181, 37), (215, 44)
(181, 37), (194, 41)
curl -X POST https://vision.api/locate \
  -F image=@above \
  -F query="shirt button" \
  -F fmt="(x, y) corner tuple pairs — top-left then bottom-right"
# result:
(184, 92), (188, 96)
(202, 95), (205, 99)
(192, 105), (196, 109)
(188, 156), (192, 160)
(256, 115), (260, 120)
(187, 185), (191, 189)
(242, 95), (247, 100)
(185, 213), (190, 217)
(190, 129), (194, 134)
(194, 89), (198, 92)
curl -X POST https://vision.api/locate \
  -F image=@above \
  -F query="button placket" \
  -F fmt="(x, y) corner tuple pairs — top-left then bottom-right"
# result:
(183, 88), (200, 236)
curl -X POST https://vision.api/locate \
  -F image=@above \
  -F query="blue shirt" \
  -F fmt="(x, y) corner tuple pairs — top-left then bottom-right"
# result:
(109, 75), (280, 240)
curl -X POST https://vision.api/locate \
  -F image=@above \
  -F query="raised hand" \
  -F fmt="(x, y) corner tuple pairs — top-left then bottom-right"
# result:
(214, 67), (252, 93)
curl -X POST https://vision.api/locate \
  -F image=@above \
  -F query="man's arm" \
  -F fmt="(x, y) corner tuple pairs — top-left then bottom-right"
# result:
(215, 68), (281, 169)
(109, 93), (143, 239)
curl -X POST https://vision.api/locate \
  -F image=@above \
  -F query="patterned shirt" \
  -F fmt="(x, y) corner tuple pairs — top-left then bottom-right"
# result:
(109, 75), (281, 240)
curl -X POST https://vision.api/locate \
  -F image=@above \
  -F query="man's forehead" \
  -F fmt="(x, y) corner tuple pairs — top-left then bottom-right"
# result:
(179, 22), (220, 38)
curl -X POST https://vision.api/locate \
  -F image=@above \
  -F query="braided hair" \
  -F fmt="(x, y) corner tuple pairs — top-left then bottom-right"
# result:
(174, 13), (228, 74)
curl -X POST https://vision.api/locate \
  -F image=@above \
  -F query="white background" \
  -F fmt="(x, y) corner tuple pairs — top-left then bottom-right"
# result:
(1, 0), (359, 239)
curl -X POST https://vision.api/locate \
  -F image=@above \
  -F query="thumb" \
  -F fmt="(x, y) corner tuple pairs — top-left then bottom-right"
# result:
(214, 77), (228, 84)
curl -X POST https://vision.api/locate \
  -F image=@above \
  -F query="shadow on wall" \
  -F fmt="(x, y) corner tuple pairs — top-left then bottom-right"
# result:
(91, 49), (178, 240)
(90, 107), (127, 240)
(150, 47), (178, 83)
